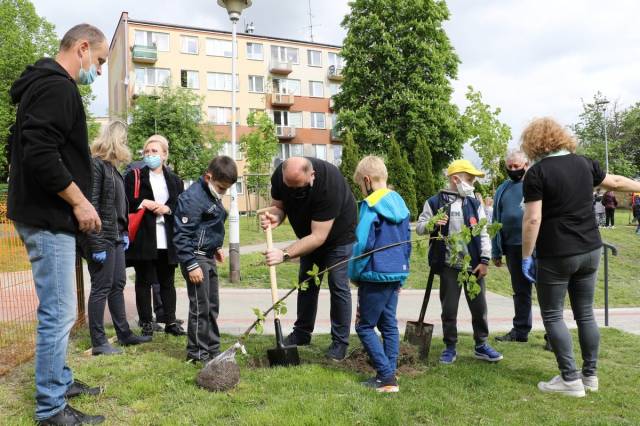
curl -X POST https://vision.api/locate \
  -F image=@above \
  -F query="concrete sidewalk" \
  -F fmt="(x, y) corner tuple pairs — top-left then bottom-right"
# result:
(96, 277), (640, 337)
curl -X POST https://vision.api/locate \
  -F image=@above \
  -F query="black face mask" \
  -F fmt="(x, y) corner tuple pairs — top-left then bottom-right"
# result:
(507, 168), (525, 182)
(289, 184), (311, 200)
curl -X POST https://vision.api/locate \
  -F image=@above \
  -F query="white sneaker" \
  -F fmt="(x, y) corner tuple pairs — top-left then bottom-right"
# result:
(537, 375), (586, 397)
(582, 375), (599, 392)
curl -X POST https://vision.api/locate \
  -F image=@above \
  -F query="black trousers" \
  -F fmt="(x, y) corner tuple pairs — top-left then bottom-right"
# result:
(504, 245), (533, 338)
(439, 266), (489, 347)
(87, 243), (132, 347)
(134, 249), (177, 324)
(181, 256), (220, 361)
(293, 243), (353, 346)
(605, 208), (615, 227)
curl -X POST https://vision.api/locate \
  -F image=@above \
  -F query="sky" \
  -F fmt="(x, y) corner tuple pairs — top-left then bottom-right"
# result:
(30, 0), (640, 164)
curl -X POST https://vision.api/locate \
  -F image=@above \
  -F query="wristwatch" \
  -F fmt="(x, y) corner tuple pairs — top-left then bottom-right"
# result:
(283, 249), (291, 262)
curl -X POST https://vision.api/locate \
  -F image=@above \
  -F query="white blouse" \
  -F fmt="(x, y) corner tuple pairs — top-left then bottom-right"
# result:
(149, 170), (169, 249)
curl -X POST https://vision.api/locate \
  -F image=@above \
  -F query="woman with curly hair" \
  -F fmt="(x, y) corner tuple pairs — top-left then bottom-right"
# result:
(520, 117), (640, 397)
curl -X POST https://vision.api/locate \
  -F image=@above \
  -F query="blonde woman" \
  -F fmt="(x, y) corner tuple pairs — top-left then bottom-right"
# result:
(80, 121), (151, 355)
(124, 135), (184, 337)
(520, 117), (640, 396)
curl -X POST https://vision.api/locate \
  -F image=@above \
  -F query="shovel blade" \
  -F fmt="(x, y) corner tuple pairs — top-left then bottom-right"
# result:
(404, 321), (434, 361)
(267, 346), (300, 367)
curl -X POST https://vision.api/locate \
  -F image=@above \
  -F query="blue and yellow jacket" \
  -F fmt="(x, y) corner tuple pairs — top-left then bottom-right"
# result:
(349, 188), (411, 284)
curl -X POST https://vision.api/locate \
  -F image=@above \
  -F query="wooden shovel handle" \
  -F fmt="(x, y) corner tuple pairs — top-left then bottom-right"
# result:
(263, 216), (279, 313)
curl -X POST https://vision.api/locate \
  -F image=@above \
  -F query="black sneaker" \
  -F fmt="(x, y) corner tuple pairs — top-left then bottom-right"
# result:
(152, 322), (164, 332)
(495, 332), (528, 343)
(140, 322), (154, 337)
(326, 341), (348, 361)
(91, 344), (122, 356)
(361, 376), (399, 393)
(283, 333), (311, 347)
(65, 380), (103, 399)
(37, 404), (104, 425)
(165, 323), (186, 336)
(118, 333), (152, 346)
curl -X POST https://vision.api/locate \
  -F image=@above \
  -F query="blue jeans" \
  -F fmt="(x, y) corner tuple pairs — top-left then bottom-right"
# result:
(355, 282), (400, 380)
(15, 222), (77, 420)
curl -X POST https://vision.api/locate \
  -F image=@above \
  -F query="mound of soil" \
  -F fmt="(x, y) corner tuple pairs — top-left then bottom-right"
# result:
(342, 343), (426, 376)
(196, 360), (241, 392)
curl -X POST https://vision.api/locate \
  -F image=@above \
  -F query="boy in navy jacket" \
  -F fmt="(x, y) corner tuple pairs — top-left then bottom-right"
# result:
(349, 156), (411, 393)
(173, 156), (237, 365)
(416, 159), (502, 365)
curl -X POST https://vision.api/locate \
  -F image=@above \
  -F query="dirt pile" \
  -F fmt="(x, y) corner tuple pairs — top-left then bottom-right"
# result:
(196, 360), (241, 392)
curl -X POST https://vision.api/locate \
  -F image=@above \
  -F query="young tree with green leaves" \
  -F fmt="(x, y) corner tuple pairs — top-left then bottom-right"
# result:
(387, 136), (418, 219)
(128, 87), (220, 179)
(338, 130), (362, 200)
(462, 86), (511, 190)
(335, 0), (465, 175)
(413, 136), (436, 206)
(240, 111), (279, 203)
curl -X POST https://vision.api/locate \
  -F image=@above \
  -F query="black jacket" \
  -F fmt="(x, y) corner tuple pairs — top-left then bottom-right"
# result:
(124, 165), (183, 265)
(78, 158), (128, 257)
(173, 178), (227, 272)
(7, 58), (91, 233)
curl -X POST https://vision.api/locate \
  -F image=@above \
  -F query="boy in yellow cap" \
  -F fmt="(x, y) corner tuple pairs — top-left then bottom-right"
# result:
(416, 159), (503, 364)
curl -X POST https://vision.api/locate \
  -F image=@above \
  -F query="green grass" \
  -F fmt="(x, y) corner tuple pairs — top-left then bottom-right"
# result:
(228, 216), (297, 247)
(1, 328), (639, 425)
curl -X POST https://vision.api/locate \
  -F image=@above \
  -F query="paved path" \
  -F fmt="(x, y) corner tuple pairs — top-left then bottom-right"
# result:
(95, 277), (640, 337)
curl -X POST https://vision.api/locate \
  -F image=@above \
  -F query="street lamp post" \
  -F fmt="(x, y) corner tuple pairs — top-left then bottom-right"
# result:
(218, 0), (252, 283)
(595, 99), (610, 173)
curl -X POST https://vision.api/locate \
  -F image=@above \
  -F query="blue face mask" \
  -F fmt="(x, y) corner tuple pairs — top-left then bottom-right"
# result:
(78, 49), (97, 85)
(144, 155), (162, 169)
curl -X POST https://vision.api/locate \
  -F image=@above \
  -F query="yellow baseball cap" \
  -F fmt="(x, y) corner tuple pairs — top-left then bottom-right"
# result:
(447, 159), (485, 177)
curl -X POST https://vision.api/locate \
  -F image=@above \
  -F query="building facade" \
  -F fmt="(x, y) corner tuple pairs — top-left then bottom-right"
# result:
(108, 12), (344, 212)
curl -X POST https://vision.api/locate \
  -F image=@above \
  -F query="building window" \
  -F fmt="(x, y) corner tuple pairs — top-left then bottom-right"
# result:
(134, 30), (169, 51)
(207, 72), (239, 91)
(219, 142), (243, 160)
(328, 52), (345, 69)
(249, 108), (265, 116)
(208, 107), (239, 125)
(181, 36), (199, 54)
(248, 75), (264, 93)
(278, 143), (304, 160)
(135, 67), (170, 87)
(311, 112), (326, 129)
(328, 83), (341, 96)
(246, 42), (263, 60)
(206, 38), (233, 57)
(308, 49), (322, 67)
(314, 144), (327, 160)
(273, 110), (302, 128)
(271, 45), (299, 64)
(235, 179), (243, 195)
(272, 78), (300, 95)
(309, 81), (324, 97)
(180, 70), (199, 89)
(333, 144), (343, 166)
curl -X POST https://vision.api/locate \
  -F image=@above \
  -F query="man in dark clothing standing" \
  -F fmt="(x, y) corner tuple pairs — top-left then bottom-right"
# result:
(8, 24), (108, 425)
(492, 150), (541, 345)
(261, 157), (357, 361)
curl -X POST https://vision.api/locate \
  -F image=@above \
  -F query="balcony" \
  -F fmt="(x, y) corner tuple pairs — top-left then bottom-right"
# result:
(327, 65), (344, 81)
(132, 44), (158, 63)
(270, 60), (293, 75)
(270, 93), (295, 107)
(331, 127), (341, 141)
(276, 125), (296, 140)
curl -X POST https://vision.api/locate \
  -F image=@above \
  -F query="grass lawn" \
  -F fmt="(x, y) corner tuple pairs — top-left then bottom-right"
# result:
(228, 216), (297, 247)
(205, 211), (639, 308)
(1, 328), (639, 425)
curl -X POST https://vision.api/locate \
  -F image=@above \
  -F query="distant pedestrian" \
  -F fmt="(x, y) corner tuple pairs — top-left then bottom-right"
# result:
(602, 190), (618, 228)
(593, 190), (605, 227)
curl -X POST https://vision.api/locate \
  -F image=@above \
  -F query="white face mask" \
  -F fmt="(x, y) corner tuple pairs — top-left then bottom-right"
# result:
(455, 179), (475, 198)
(208, 180), (226, 199)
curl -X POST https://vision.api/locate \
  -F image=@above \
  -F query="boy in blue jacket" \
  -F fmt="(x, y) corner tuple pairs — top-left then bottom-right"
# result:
(173, 156), (237, 365)
(349, 156), (411, 393)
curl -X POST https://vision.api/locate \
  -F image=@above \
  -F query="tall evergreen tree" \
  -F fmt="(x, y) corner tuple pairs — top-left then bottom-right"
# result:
(413, 135), (436, 207)
(339, 130), (362, 200)
(387, 136), (418, 219)
(335, 0), (465, 175)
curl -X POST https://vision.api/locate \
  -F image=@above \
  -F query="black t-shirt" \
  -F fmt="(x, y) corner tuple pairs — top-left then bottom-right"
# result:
(271, 158), (357, 250)
(523, 154), (606, 258)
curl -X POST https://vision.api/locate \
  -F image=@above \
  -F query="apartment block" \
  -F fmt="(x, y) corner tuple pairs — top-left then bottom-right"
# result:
(108, 12), (344, 211)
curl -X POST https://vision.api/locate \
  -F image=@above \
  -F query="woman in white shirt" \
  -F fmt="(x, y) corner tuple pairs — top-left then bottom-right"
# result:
(124, 135), (185, 336)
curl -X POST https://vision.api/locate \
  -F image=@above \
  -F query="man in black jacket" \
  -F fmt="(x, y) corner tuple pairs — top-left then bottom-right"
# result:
(8, 24), (108, 425)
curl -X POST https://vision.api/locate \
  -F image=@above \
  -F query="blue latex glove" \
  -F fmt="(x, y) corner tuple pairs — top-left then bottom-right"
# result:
(123, 235), (130, 251)
(522, 256), (536, 283)
(92, 251), (107, 264)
